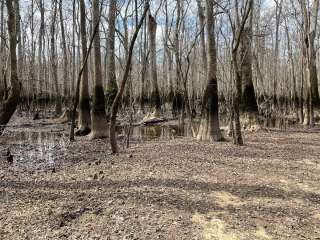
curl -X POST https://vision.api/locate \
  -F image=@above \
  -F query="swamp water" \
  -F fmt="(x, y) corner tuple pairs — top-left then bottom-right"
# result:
(1, 122), (197, 169)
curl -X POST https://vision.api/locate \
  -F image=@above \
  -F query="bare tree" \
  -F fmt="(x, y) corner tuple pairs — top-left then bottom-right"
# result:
(110, 2), (149, 153)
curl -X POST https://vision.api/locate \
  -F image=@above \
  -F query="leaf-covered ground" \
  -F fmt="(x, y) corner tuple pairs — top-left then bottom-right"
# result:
(0, 119), (320, 239)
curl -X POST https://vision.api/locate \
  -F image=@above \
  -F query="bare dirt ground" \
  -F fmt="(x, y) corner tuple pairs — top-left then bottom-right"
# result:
(0, 116), (320, 239)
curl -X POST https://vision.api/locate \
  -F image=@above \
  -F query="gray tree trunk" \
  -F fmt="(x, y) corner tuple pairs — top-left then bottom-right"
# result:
(77, 0), (91, 135)
(148, 13), (161, 115)
(105, 0), (118, 113)
(90, 0), (108, 139)
(0, 0), (21, 135)
(197, 0), (222, 142)
(50, 0), (62, 115)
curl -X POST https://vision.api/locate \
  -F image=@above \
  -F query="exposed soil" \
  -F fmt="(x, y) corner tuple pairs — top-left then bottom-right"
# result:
(0, 115), (320, 239)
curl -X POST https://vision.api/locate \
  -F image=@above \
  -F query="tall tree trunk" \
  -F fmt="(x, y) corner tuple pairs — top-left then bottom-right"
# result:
(164, 0), (173, 104)
(309, 0), (320, 108)
(105, 0), (118, 113)
(71, 0), (76, 95)
(29, 0), (36, 103)
(300, 0), (319, 125)
(231, 0), (252, 145)
(51, 0), (62, 115)
(232, 50), (244, 145)
(59, 0), (69, 99)
(0, 0), (21, 135)
(15, 0), (22, 82)
(148, 13), (161, 116)
(38, 0), (44, 97)
(110, 2), (149, 153)
(196, 0), (207, 75)
(284, 19), (299, 121)
(273, 0), (283, 108)
(197, 0), (222, 142)
(139, 19), (147, 113)
(172, 0), (183, 116)
(77, 0), (91, 135)
(240, 9), (258, 114)
(0, 0), (5, 99)
(90, 0), (108, 139)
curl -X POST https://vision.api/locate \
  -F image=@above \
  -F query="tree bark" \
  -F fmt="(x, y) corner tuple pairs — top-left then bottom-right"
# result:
(309, 0), (320, 108)
(300, 0), (319, 125)
(0, 0), (5, 99)
(172, 0), (184, 116)
(59, 0), (69, 99)
(89, 0), (108, 139)
(231, 0), (253, 145)
(164, 0), (174, 103)
(240, 9), (258, 114)
(148, 13), (161, 115)
(38, 0), (44, 97)
(105, 0), (118, 113)
(197, 0), (222, 142)
(0, 0), (21, 135)
(70, 14), (100, 141)
(273, 0), (283, 108)
(77, 0), (91, 134)
(196, 0), (207, 75)
(50, 0), (62, 115)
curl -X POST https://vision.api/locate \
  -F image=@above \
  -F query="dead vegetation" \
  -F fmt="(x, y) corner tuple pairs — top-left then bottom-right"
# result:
(0, 121), (320, 239)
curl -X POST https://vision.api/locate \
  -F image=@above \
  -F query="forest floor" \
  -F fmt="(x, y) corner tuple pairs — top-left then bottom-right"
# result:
(0, 114), (320, 240)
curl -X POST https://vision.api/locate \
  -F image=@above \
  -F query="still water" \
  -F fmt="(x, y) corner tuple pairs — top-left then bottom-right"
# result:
(1, 123), (197, 169)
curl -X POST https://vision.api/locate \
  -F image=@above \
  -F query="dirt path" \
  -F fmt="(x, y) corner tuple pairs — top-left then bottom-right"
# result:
(1, 124), (320, 239)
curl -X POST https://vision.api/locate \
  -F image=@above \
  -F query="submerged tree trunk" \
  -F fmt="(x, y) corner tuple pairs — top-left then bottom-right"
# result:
(89, 0), (108, 139)
(105, 0), (118, 113)
(197, 0), (222, 142)
(77, 0), (91, 135)
(148, 14), (161, 116)
(70, 12), (99, 141)
(0, 0), (20, 135)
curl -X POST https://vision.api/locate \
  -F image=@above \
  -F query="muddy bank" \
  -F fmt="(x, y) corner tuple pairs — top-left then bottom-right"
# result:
(0, 116), (320, 239)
